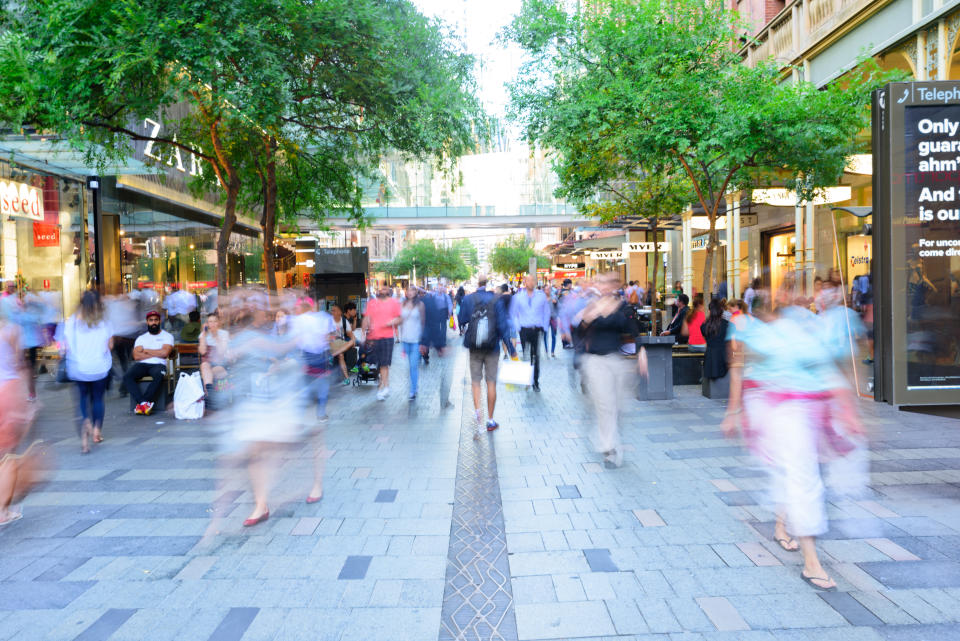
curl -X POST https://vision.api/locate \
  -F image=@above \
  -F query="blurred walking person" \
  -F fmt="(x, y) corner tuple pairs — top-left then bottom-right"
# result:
(0, 309), (34, 524)
(458, 275), (516, 436)
(511, 275), (550, 392)
(722, 293), (865, 591)
(363, 285), (401, 401)
(421, 285), (453, 408)
(400, 285), (425, 400)
(576, 273), (643, 468)
(59, 291), (114, 453)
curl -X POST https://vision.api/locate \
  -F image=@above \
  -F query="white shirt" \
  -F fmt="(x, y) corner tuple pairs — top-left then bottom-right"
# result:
(163, 290), (196, 316)
(291, 311), (335, 354)
(60, 316), (114, 381)
(134, 329), (174, 366)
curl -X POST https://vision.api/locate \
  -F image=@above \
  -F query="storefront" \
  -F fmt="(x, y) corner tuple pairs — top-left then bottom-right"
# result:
(0, 159), (90, 316)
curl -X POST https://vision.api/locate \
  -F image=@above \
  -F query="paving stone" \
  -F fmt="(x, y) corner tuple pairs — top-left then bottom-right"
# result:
(515, 601), (615, 639)
(552, 574), (586, 601)
(696, 596), (750, 631)
(374, 489), (398, 503)
(557, 484), (581, 499)
(710, 479), (740, 492)
(866, 538), (923, 561)
(736, 542), (783, 567)
(337, 556), (372, 580)
(603, 599), (650, 635)
(583, 548), (620, 573)
(71, 608), (138, 641)
(0, 581), (95, 610)
(819, 592), (884, 626)
(858, 561), (960, 589)
(633, 509), (667, 527)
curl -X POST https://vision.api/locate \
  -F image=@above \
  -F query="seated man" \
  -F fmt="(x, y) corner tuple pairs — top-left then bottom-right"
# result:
(329, 304), (357, 385)
(179, 310), (202, 343)
(123, 310), (174, 415)
(661, 293), (689, 343)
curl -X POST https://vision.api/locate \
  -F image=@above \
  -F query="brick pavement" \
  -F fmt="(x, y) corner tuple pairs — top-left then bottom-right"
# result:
(0, 343), (959, 640)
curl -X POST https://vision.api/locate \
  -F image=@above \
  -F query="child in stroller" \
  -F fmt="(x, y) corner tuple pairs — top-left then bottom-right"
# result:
(353, 340), (380, 386)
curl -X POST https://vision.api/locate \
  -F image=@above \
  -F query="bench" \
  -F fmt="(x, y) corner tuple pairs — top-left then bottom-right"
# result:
(672, 344), (704, 385)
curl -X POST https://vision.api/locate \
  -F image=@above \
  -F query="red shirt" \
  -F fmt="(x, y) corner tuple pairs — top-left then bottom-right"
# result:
(365, 296), (401, 340)
(687, 309), (705, 345)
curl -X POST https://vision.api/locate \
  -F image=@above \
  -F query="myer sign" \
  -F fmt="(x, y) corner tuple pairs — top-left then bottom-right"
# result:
(589, 251), (623, 260)
(0, 179), (43, 221)
(622, 242), (670, 253)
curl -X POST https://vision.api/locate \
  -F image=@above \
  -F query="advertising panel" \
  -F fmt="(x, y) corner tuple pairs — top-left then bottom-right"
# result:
(873, 82), (960, 405)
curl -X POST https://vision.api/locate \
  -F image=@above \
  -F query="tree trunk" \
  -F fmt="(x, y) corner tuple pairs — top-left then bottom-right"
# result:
(701, 214), (717, 297)
(650, 222), (660, 335)
(261, 137), (278, 294)
(216, 174), (240, 291)
(208, 118), (239, 292)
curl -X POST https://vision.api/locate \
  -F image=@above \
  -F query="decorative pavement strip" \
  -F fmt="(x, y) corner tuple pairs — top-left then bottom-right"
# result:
(438, 367), (518, 641)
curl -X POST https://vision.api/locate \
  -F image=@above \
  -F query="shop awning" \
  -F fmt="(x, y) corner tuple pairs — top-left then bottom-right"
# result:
(0, 138), (156, 178)
(571, 233), (627, 254)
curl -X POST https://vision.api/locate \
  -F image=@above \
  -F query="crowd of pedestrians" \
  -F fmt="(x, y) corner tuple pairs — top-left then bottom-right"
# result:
(0, 270), (872, 594)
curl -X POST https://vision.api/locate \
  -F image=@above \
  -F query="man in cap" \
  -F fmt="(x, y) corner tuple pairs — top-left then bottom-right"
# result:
(123, 310), (174, 415)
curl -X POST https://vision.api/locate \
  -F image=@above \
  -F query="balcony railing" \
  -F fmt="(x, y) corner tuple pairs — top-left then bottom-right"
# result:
(742, 0), (877, 69)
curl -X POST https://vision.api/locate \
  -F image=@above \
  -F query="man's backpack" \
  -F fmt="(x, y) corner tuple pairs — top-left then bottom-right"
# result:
(464, 295), (499, 351)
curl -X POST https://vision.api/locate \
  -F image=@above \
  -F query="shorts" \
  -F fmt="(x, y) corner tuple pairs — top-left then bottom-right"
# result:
(370, 338), (394, 367)
(469, 349), (499, 383)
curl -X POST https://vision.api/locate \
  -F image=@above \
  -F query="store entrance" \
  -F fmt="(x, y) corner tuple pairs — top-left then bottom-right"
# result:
(762, 226), (797, 302)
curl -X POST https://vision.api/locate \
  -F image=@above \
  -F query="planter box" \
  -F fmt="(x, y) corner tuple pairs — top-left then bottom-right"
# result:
(636, 335), (675, 400)
(702, 373), (730, 399)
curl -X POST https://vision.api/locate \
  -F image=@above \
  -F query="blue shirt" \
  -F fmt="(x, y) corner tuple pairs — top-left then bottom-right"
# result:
(510, 288), (551, 333)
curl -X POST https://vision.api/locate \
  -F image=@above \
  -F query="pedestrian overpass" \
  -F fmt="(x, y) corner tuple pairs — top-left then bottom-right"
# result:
(307, 203), (592, 230)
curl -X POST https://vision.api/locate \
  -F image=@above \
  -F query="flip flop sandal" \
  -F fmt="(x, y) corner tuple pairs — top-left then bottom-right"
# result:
(775, 536), (799, 552)
(801, 572), (836, 592)
(0, 512), (23, 526)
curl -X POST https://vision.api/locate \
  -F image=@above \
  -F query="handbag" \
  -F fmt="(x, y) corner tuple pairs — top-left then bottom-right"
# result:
(500, 358), (534, 387)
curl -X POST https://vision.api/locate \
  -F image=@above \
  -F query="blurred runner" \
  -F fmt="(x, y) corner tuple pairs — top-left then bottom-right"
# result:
(400, 285), (425, 401)
(0, 308), (33, 524)
(511, 275), (550, 392)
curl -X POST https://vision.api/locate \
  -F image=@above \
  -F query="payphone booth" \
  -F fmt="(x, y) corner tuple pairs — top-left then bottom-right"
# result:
(309, 247), (369, 313)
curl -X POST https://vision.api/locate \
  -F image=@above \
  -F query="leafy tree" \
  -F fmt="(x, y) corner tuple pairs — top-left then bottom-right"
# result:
(383, 239), (471, 283)
(489, 236), (549, 277)
(0, 0), (295, 290)
(505, 0), (900, 295)
(248, 0), (484, 292)
(450, 238), (480, 271)
(581, 164), (694, 333)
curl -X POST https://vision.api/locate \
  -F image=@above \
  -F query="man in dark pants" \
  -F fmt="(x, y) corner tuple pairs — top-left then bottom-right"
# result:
(123, 311), (174, 415)
(510, 274), (551, 392)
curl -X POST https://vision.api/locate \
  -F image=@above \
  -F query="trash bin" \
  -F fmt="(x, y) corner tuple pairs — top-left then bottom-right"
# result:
(636, 335), (675, 400)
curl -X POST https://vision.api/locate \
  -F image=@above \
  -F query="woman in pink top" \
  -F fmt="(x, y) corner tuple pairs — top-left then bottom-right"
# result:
(362, 286), (402, 400)
(686, 295), (706, 353)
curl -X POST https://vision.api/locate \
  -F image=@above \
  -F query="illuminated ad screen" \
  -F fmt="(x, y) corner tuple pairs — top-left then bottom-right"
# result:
(902, 105), (960, 389)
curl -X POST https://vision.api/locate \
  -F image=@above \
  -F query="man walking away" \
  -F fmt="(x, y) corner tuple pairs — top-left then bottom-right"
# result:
(458, 275), (516, 436)
(420, 285), (453, 408)
(363, 285), (401, 400)
(511, 275), (550, 392)
(123, 311), (174, 415)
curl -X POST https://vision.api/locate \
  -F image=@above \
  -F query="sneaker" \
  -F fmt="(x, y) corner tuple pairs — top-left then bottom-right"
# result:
(317, 415), (329, 424)
(377, 388), (388, 401)
(134, 402), (145, 415)
(486, 420), (499, 432)
(143, 402), (155, 416)
(408, 393), (416, 402)
(342, 378), (351, 386)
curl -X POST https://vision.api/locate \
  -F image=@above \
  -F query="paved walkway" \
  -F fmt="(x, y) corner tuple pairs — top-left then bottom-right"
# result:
(1, 342), (960, 641)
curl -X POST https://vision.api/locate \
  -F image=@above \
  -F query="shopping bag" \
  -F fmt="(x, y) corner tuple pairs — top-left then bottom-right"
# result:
(500, 359), (534, 387)
(174, 372), (205, 420)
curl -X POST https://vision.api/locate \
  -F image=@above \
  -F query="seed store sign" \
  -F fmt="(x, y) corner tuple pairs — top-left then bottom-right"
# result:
(0, 179), (43, 221)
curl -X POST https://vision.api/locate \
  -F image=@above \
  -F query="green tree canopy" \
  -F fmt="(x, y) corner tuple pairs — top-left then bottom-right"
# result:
(488, 236), (549, 277)
(505, 0), (900, 294)
(383, 239), (472, 283)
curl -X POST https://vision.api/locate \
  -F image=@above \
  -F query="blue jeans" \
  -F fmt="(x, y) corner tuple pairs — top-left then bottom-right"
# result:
(543, 323), (557, 354)
(402, 342), (419, 395)
(75, 376), (108, 430)
(302, 373), (330, 419)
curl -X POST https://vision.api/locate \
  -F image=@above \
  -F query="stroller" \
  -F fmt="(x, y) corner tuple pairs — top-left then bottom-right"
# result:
(353, 341), (381, 386)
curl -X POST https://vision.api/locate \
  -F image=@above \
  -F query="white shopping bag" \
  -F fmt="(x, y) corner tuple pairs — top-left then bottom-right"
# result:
(500, 359), (534, 387)
(174, 372), (205, 420)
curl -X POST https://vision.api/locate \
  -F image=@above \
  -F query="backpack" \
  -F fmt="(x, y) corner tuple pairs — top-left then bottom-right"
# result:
(627, 288), (640, 305)
(464, 294), (499, 351)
